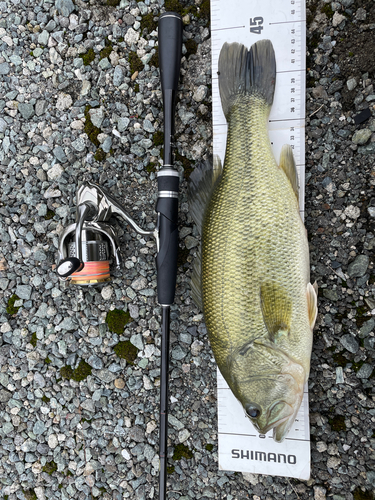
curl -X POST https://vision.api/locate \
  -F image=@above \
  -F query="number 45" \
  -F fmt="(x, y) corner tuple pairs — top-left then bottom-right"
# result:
(250, 17), (263, 34)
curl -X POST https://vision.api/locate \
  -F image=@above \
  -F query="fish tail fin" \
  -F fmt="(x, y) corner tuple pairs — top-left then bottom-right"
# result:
(218, 40), (276, 119)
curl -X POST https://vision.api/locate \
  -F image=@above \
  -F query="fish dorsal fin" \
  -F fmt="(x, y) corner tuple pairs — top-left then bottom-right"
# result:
(190, 245), (203, 311)
(279, 144), (299, 201)
(307, 282), (318, 330)
(188, 156), (223, 235)
(260, 282), (292, 343)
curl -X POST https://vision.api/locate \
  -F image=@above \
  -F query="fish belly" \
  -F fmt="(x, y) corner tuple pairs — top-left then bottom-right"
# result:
(202, 97), (311, 384)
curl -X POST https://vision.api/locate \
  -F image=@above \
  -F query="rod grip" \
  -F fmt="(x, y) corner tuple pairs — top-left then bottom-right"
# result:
(158, 12), (183, 92)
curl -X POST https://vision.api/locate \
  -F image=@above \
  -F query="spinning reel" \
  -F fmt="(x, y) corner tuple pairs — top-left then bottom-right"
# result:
(56, 182), (156, 286)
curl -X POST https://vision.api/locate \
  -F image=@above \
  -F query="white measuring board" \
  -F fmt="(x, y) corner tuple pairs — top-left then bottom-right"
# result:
(211, 0), (310, 480)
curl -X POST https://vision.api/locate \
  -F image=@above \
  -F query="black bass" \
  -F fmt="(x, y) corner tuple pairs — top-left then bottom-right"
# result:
(189, 40), (317, 442)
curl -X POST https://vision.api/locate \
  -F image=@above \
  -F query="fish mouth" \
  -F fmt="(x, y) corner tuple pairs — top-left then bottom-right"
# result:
(250, 401), (294, 436)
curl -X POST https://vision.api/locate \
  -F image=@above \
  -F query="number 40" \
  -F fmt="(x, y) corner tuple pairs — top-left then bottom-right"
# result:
(250, 17), (263, 34)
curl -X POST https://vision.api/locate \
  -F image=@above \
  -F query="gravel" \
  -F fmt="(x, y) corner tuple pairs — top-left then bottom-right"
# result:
(0, 0), (375, 499)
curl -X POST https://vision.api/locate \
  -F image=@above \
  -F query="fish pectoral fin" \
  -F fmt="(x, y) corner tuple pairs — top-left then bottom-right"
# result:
(260, 282), (292, 343)
(188, 156), (223, 235)
(307, 281), (318, 330)
(279, 144), (299, 201)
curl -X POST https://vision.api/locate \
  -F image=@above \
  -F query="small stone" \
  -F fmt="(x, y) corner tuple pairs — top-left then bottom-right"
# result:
(356, 7), (366, 21)
(193, 85), (207, 102)
(316, 441), (327, 452)
(35, 100), (48, 116)
(128, 426), (144, 443)
(101, 285), (113, 300)
(122, 449), (131, 460)
(38, 29), (49, 45)
(89, 107), (105, 128)
(0, 389), (11, 403)
(367, 207), (375, 217)
(113, 65), (124, 87)
(352, 129), (372, 145)
(131, 277), (147, 290)
(346, 78), (357, 91)
(143, 119), (155, 133)
(47, 164), (64, 180)
(314, 486), (326, 500)
(0, 62), (10, 74)
(359, 318), (375, 338)
(48, 434), (58, 449)
(128, 303), (139, 319)
(340, 334), (359, 354)
(33, 420), (46, 435)
(56, 93), (73, 111)
(125, 28), (139, 45)
(88, 355), (103, 370)
(72, 137), (86, 151)
(327, 456), (341, 469)
(118, 117), (130, 132)
(171, 345), (187, 360)
(18, 103), (35, 119)
(96, 369), (117, 383)
(332, 12), (346, 27)
(336, 367), (344, 384)
(344, 205), (360, 219)
(178, 429), (190, 443)
(114, 378), (125, 389)
(185, 236), (198, 249)
(81, 399), (95, 412)
(0, 117), (7, 132)
(356, 363), (373, 379)
(16, 284), (32, 299)
(34, 373), (46, 388)
(56, 0), (75, 17)
(347, 254), (369, 278)
(53, 146), (67, 163)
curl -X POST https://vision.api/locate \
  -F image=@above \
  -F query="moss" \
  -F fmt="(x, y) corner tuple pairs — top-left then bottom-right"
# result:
(80, 47), (96, 66)
(352, 360), (365, 372)
(153, 131), (164, 147)
(6, 294), (20, 315)
(353, 488), (375, 500)
(328, 415), (346, 432)
(106, 309), (131, 334)
(167, 465), (175, 474)
(30, 332), (37, 347)
(45, 357), (52, 364)
(205, 443), (214, 451)
(107, 0), (120, 5)
(349, 51), (354, 57)
(66, 470), (73, 477)
(60, 359), (92, 382)
(44, 209), (55, 220)
(141, 12), (158, 32)
(43, 460), (58, 475)
(84, 105), (101, 147)
(146, 161), (156, 173)
(149, 51), (159, 68)
(100, 44), (113, 60)
(42, 395), (50, 403)
(172, 443), (193, 460)
(185, 38), (198, 57)
(129, 51), (144, 74)
(94, 148), (106, 162)
(332, 352), (348, 367)
(164, 0), (184, 15)
(134, 83), (140, 93)
(321, 3), (334, 19)
(118, 37), (124, 43)
(113, 340), (138, 364)
(58, 484), (63, 489)
(23, 490), (37, 500)
(198, 0), (210, 22)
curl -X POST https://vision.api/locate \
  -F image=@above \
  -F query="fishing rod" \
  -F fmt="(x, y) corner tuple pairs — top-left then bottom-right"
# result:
(157, 11), (183, 500)
(55, 11), (183, 500)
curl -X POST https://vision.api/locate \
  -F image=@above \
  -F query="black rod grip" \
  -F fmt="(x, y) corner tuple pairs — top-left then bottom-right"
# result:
(158, 12), (183, 166)
(156, 197), (178, 306)
(158, 12), (183, 92)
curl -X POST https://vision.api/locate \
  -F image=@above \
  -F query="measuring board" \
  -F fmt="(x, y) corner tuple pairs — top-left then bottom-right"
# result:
(211, 0), (310, 480)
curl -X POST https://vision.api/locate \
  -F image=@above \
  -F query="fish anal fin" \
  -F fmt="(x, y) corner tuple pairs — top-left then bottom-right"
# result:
(307, 281), (318, 330)
(279, 144), (299, 201)
(260, 282), (292, 343)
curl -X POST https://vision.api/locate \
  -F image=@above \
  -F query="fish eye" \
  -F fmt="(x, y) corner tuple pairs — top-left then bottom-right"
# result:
(245, 404), (261, 419)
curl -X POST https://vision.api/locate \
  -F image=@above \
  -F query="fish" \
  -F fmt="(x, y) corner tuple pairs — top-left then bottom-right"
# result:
(188, 40), (318, 442)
